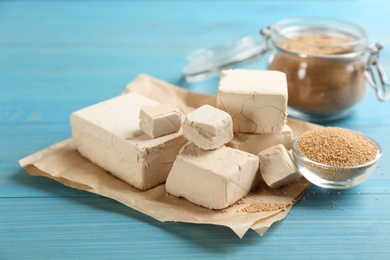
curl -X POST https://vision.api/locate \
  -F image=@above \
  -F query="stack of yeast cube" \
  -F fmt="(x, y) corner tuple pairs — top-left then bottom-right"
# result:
(217, 69), (300, 189)
(70, 69), (301, 211)
(165, 104), (259, 210)
(166, 69), (301, 209)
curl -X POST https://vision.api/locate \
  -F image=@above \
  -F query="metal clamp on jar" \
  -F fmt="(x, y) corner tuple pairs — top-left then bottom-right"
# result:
(182, 17), (389, 123)
(363, 42), (390, 102)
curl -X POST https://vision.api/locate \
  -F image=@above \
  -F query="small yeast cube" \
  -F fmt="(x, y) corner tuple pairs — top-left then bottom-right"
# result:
(217, 69), (287, 134)
(166, 143), (259, 210)
(139, 104), (182, 138)
(182, 105), (233, 150)
(227, 125), (293, 155)
(258, 144), (301, 189)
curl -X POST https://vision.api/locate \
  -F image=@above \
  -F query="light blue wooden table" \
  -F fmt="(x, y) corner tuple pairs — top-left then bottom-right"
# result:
(1, 1), (390, 259)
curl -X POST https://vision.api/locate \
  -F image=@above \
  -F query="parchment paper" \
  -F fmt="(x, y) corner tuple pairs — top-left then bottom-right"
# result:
(19, 74), (320, 238)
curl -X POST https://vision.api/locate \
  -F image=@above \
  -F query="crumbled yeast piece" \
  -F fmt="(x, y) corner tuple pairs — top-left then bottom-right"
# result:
(227, 125), (293, 155)
(182, 105), (233, 150)
(258, 144), (301, 188)
(217, 69), (287, 134)
(139, 103), (182, 138)
(166, 143), (259, 210)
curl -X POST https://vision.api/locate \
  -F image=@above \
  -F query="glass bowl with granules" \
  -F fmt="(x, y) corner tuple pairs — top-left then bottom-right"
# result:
(292, 127), (382, 189)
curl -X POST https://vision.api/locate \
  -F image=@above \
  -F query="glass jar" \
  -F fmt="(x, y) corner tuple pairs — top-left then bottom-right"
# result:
(262, 17), (389, 122)
(182, 17), (389, 122)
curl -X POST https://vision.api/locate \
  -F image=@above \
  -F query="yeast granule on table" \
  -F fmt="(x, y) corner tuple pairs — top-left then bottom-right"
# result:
(296, 127), (378, 167)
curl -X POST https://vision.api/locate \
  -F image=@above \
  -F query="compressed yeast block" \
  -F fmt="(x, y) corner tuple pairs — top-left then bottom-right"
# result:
(217, 69), (287, 134)
(166, 143), (259, 210)
(139, 103), (182, 138)
(258, 144), (301, 189)
(182, 104), (233, 150)
(227, 125), (293, 155)
(70, 93), (187, 191)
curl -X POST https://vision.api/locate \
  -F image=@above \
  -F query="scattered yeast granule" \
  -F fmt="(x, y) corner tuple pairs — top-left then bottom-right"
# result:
(221, 197), (246, 213)
(296, 127), (378, 167)
(241, 202), (289, 213)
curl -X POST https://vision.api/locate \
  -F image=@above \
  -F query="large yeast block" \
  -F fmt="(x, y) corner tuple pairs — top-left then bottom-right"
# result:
(227, 125), (293, 155)
(182, 105), (233, 150)
(166, 143), (259, 209)
(258, 144), (301, 188)
(139, 103), (182, 138)
(217, 69), (287, 134)
(70, 93), (187, 190)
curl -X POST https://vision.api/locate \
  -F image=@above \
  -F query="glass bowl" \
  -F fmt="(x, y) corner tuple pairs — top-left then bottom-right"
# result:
(292, 133), (382, 189)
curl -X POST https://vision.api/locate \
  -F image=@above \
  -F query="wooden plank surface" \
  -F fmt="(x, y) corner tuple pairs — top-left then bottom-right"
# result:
(1, 1), (390, 259)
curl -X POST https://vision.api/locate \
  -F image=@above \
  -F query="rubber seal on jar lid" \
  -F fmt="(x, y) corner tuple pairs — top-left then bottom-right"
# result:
(182, 35), (267, 83)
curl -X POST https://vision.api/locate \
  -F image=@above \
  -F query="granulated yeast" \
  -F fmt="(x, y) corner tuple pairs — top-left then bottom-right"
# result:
(221, 196), (247, 213)
(241, 202), (288, 213)
(221, 194), (289, 214)
(282, 34), (354, 55)
(269, 34), (366, 115)
(296, 127), (378, 167)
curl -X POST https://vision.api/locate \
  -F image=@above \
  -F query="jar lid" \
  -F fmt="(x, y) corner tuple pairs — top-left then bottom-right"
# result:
(182, 36), (266, 83)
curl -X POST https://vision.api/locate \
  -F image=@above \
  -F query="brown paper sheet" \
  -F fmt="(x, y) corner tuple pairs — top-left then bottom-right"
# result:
(19, 74), (320, 238)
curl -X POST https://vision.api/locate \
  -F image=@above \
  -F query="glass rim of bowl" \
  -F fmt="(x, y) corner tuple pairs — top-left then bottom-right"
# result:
(292, 132), (382, 170)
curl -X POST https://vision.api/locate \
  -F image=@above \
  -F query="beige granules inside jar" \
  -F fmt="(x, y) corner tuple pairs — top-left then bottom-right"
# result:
(282, 34), (354, 55)
(296, 127), (378, 167)
(268, 34), (366, 115)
